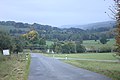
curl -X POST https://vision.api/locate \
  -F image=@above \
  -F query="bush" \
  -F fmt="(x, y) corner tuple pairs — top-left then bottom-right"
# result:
(62, 42), (76, 53)
(98, 47), (112, 53)
(100, 37), (108, 44)
(76, 44), (86, 53)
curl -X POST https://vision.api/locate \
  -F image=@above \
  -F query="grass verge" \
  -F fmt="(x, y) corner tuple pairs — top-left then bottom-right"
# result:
(24, 53), (31, 80)
(64, 60), (120, 80)
(0, 53), (31, 80)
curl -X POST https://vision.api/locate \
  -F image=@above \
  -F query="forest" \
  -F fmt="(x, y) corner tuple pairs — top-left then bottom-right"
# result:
(0, 21), (116, 41)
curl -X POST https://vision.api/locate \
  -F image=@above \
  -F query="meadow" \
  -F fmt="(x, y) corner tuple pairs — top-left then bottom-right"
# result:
(83, 39), (116, 50)
(46, 41), (54, 48)
(44, 53), (117, 60)
(46, 38), (116, 49)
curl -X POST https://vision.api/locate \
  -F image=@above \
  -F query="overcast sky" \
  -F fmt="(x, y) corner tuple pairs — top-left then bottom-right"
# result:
(0, 0), (114, 27)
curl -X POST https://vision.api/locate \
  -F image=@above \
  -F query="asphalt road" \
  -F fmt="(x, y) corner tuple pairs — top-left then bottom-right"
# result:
(28, 53), (112, 80)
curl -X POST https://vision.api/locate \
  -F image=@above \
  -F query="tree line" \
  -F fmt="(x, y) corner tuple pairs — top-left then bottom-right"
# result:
(0, 21), (115, 42)
(49, 41), (86, 54)
(0, 30), (46, 54)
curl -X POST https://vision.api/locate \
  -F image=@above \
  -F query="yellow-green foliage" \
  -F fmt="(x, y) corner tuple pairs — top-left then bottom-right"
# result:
(22, 30), (39, 41)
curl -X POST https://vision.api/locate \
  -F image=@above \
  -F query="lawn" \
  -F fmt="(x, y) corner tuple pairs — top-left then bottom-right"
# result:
(0, 53), (30, 80)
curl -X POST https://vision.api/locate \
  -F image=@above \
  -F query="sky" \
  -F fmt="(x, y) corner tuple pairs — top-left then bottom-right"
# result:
(0, 0), (114, 27)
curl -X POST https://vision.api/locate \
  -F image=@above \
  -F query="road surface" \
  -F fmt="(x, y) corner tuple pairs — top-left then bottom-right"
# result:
(28, 53), (112, 80)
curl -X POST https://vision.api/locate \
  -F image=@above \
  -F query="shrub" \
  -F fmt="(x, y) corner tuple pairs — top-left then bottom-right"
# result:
(76, 44), (86, 53)
(98, 47), (112, 53)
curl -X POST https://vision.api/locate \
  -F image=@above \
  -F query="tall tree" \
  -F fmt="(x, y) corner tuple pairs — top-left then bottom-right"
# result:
(100, 37), (108, 44)
(13, 37), (24, 54)
(76, 42), (86, 53)
(22, 30), (39, 44)
(114, 0), (120, 57)
(0, 31), (15, 53)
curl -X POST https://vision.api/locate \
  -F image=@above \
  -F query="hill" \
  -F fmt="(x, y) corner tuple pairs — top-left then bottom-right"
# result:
(60, 21), (116, 30)
(0, 21), (116, 41)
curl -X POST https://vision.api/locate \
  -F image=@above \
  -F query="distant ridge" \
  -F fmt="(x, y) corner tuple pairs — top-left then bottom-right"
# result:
(60, 21), (116, 30)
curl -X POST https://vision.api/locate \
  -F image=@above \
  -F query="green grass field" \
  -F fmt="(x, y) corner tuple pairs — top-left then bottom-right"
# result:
(46, 41), (54, 47)
(44, 53), (117, 60)
(46, 39), (116, 50)
(83, 39), (115, 49)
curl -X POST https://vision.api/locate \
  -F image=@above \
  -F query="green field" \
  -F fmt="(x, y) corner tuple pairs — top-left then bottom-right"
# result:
(44, 53), (117, 60)
(46, 41), (54, 47)
(83, 39), (115, 49)
(46, 39), (116, 50)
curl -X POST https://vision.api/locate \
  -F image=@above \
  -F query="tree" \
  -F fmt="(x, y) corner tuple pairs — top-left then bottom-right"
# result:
(22, 30), (39, 42)
(76, 42), (86, 53)
(104, 0), (120, 57)
(113, 0), (120, 57)
(22, 30), (40, 45)
(0, 31), (14, 54)
(39, 38), (46, 45)
(62, 42), (76, 53)
(51, 42), (62, 53)
(62, 43), (70, 53)
(104, 0), (120, 56)
(67, 42), (76, 53)
(100, 37), (108, 44)
(13, 37), (24, 54)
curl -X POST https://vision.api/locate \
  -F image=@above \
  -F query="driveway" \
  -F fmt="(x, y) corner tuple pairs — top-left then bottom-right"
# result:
(28, 53), (112, 80)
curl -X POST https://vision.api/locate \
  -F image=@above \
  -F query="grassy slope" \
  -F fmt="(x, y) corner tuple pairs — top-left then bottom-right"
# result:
(83, 39), (115, 49)
(46, 41), (54, 47)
